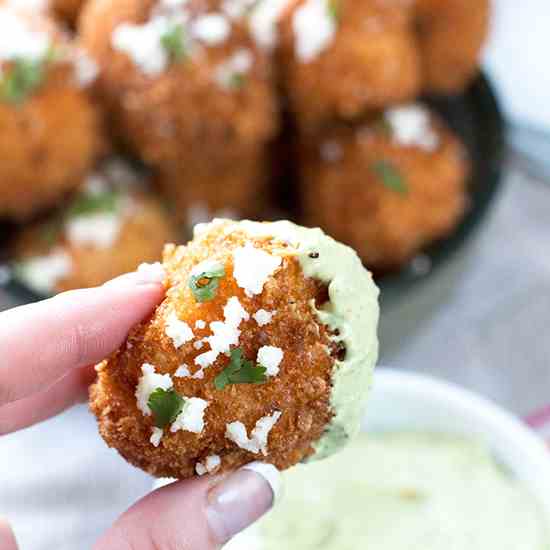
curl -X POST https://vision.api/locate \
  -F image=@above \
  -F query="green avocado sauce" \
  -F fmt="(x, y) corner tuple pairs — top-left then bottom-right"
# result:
(228, 432), (549, 550)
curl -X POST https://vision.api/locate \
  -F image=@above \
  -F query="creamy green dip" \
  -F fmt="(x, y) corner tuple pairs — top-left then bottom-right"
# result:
(236, 220), (380, 460)
(227, 432), (549, 550)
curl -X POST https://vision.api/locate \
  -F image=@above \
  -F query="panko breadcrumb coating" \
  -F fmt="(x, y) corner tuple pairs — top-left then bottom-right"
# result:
(0, 6), (104, 221)
(156, 143), (269, 228)
(277, 0), (421, 132)
(13, 159), (176, 294)
(90, 219), (379, 479)
(415, 0), (490, 94)
(300, 104), (469, 270)
(79, 0), (278, 166)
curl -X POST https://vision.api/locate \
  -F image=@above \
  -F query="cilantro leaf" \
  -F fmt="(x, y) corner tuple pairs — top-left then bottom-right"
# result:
(148, 388), (185, 429)
(327, 0), (340, 22)
(189, 264), (225, 302)
(1, 48), (56, 104)
(371, 160), (408, 195)
(229, 72), (246, 90)
(214, 348), (268, 390)
(161, 23), (187, 63)
(66, 189), (120, 219)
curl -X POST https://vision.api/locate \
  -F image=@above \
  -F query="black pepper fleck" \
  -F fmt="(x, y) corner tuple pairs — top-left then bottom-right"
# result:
(309, 252), (320, 259)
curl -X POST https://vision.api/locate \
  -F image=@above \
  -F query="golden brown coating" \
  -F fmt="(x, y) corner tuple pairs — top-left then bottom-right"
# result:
(90, 221), (337, 478)
(14, 162), (176, 293)
(300, 105), (469, 270)
(0, 9), (104, 221)
(52, 0), (85, 26)
(156, 143), (269, 227)
(79, 0), (278, 166)
(277, 0), (421, 132)
(415, 0), (490, 94)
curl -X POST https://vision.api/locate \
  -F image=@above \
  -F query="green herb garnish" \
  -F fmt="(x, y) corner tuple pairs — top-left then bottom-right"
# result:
(0, 47), (56, 104)
(189, 263), (225, 302)
(327, 0), (340, 22)
(148, 388), (185, 429)
(229, 72), (246, 89)
(371, 160), (408, 195)
(66, 189), (120, 219)
(161, 23), (187, 63)
(214, 348), (268, 390)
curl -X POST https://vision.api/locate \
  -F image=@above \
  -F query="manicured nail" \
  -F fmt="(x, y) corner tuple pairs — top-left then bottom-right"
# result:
(105, 263), (166, 287)
(207, 462), (280, 544)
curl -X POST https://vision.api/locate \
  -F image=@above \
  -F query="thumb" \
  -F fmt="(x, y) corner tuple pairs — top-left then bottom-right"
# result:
(0, 517), (18, 550)
(94, 463), (280, 550)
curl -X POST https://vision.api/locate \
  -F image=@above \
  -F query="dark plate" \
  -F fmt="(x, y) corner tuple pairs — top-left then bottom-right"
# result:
(0, 73), (505, 305)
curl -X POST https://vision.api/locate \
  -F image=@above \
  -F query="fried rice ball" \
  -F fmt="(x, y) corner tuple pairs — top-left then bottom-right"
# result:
(300, 104), (469, 270)
(52, 0), (85, 26)
(79, 0), (278, 167)
(13, 159), (176, 294)
(90, 219), (379, 479)
(415, 0), (490, 94)
(0, 7), (104, 221)
(277, 0), (421, 132)
(156, 143), (269, 229)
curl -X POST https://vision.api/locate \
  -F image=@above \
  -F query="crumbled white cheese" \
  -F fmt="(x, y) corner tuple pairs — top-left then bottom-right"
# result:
(0, 9), (51, 62)
(224, 296), (250, 326)
(17, 249), (72, 295)
(192, 369), (205, 379)
(191, 13), (230, 45)
(7, 0), (49, 12)
(66, 212), (122, 249)
(170, 397), (209, 434)
(233, 243), (282, 297)
(253, 309), (275, 326)
(221, 0), (256, 19)
(215, 48), (253, 88)
(384, 104), (439, 152)
(112, 16), (172, 76)
(150, 427), (163, 447)
(160, 0), (189, 8)
(175, 364), (191, 377)
(190, 258), (225, 277)
(292, 0), (336, 62)
(195, 454), (221, 476)
(165, 312), (194, 348)
(137, 262), (166, 283)
(257, 346), (283, 376)
(320, 140), (343, 162)
(195, 319), (206, 329)
(194, 297), (248, 368)
(248, 0), (291, 49)
(135, 363), (173, 416)
(72, 48), (99, 87)
(225, 411), (282, 455)
(193, 340), (204, 350)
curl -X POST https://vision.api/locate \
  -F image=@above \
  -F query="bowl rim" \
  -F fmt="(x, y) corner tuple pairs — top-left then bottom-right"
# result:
(367, 368), (550, 522)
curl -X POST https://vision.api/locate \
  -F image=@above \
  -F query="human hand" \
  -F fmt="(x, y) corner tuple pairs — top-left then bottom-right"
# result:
(0, 269), (278, 549)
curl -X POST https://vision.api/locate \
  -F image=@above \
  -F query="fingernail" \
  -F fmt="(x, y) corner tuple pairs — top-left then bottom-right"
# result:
(207, 462), (280, 544)
(105, 263), (166, 287)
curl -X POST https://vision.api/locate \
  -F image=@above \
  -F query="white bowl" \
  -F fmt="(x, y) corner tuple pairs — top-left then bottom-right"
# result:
(367, 368), (550, 524)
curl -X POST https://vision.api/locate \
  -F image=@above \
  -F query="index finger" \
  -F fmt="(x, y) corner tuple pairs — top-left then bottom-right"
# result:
(0, 270), (165, 407)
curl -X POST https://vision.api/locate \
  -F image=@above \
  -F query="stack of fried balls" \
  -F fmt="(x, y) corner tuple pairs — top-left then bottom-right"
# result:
(0, 0), (490, 295)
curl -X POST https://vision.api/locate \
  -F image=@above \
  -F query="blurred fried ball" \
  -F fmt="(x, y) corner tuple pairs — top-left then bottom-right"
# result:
(0, 6), (104, 221)
(13, 159), (176, 294)
(300, 104), (469, 270)
(277, 0), (421, 132)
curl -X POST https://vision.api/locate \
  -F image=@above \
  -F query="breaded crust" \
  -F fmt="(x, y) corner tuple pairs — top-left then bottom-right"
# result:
(415, 0), (490, 94)
(300, 108), (469, 270)
(90, 222), (336, 478)
(278, 0), (421, 132)
(79, 0), (278, 166)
